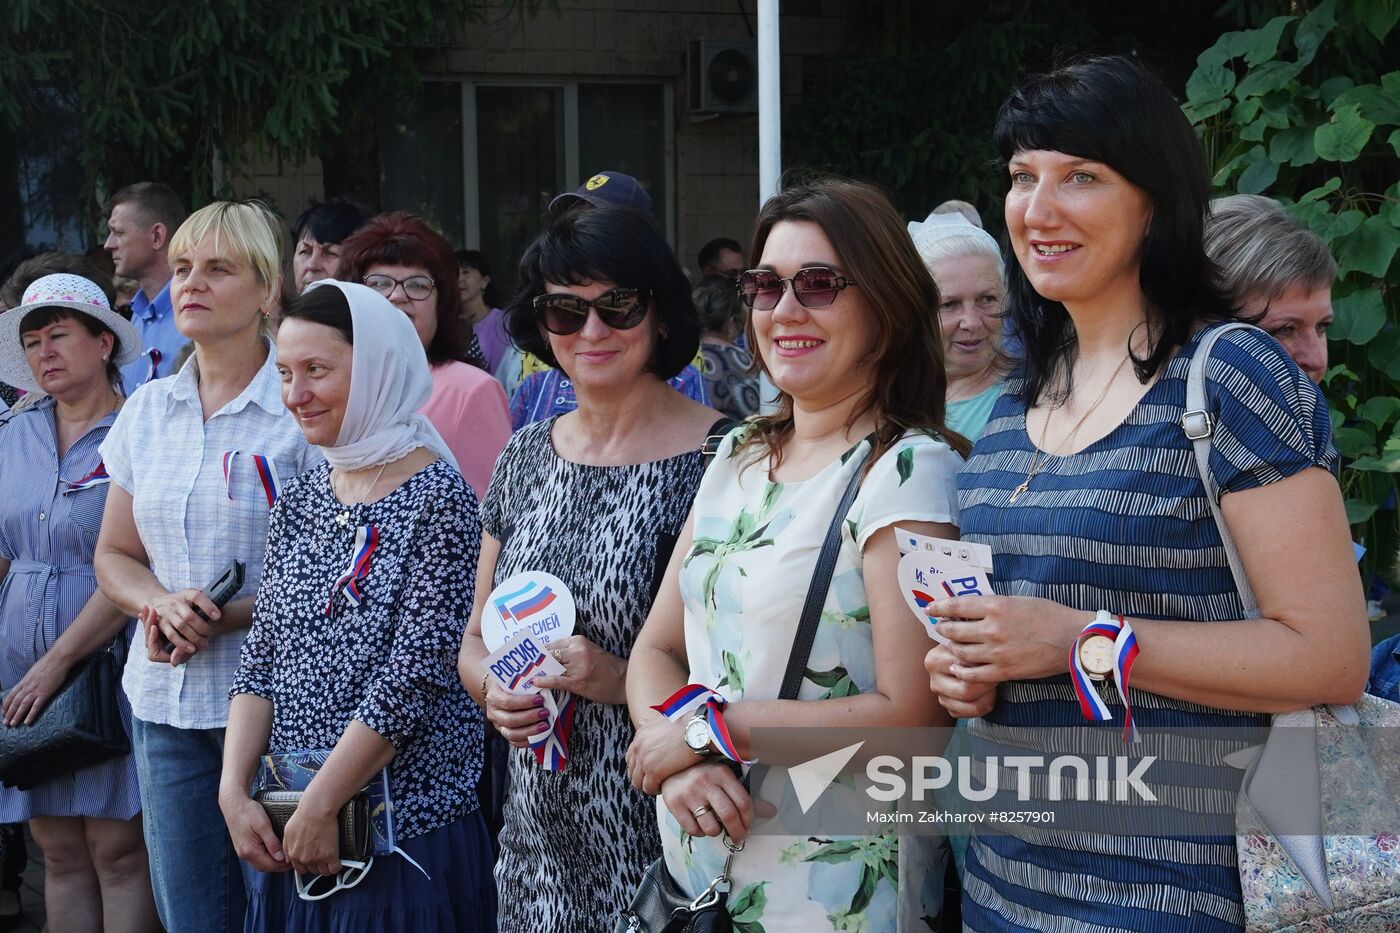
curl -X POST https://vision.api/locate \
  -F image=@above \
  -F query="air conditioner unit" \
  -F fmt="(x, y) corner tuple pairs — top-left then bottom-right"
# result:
(688, 39), (759, 114)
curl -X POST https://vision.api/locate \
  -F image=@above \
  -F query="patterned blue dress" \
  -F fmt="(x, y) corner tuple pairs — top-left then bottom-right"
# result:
(232, 460), (495, 931)
(0, 398), (139, 821)
(955, 325), (1336, 931)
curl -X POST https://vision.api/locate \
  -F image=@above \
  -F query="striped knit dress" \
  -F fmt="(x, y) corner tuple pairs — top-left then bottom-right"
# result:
(955, 324), (1336, 931)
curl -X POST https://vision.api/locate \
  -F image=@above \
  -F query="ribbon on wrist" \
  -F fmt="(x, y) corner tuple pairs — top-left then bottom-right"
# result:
(651, 683), (752, 765)
(651, 683), (722, 720)
(1068, 611), (1140, 743)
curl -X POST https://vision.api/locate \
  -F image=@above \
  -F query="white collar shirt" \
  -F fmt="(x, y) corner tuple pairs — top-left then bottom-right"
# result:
(101, 341), (323, 728)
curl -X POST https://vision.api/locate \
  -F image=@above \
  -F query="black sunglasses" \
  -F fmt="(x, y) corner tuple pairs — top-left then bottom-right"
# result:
(736, 266), (858, 311)
(533, 288), (651, 335)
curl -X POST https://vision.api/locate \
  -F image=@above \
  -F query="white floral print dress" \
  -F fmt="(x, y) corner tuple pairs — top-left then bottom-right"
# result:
(659, 427), (963, 932)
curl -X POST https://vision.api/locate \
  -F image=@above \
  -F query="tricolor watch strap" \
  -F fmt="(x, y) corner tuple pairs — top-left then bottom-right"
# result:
(1068, 610), (1141, 743)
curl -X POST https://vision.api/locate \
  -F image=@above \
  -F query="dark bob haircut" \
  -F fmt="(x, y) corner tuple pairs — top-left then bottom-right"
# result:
(994, 53), (1234, 406)
(290, 197), (371, 247)
(505, 206), (700, 380)
(336, 212), (476, 368)
(280, 283), (354, 346)
(455, 248), (500, 307)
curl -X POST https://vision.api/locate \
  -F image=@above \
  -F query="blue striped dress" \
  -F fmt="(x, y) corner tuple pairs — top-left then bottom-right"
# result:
(956, 324), (1336, 931)
(0, 397), (140, 821)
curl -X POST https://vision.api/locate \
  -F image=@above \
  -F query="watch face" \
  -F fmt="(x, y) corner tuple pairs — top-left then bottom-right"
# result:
(1079, 634), (1116, 676)
(684, 716), (712, 752)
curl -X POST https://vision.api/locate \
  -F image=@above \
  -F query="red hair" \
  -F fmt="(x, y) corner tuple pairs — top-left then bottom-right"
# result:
(336, 212), (475, 367)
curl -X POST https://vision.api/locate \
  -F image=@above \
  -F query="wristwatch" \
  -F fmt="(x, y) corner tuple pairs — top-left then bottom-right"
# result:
(683, 705), (720, 758)
(1076, 611), (1119, 681)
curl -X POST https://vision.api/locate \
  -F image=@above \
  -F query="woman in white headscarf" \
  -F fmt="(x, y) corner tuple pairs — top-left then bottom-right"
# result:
(219, 281), (494, 931)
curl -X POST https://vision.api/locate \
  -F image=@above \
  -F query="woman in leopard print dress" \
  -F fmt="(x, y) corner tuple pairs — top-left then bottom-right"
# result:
(459, 205), (719, 931)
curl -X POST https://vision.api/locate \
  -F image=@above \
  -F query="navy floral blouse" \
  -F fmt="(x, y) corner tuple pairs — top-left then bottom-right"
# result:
(231, 459), (484, 839)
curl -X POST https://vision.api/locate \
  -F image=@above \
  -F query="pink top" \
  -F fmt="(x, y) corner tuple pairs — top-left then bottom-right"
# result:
(419, 361), (512, 500)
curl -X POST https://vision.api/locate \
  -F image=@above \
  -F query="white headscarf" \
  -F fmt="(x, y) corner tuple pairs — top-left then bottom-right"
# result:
(304, 280), (458, 472)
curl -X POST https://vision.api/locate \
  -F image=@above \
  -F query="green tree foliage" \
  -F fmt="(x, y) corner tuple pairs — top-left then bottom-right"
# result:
(1185, 0), (1400, 586)
(781, 2), (1227, 230)
(0, 0), (515, 228)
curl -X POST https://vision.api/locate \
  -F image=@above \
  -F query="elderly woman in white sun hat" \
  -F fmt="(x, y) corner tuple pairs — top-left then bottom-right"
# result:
(0, 273), (161, 931)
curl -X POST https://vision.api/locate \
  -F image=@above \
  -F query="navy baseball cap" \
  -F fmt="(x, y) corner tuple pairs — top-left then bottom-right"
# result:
(549, 171), (654, 216)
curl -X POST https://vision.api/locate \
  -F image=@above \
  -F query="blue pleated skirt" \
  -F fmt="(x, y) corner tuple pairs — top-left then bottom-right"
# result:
(244, 811), (497, 932)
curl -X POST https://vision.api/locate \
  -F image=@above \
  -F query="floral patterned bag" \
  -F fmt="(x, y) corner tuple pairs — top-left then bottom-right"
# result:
(1232, 697), (1400, 931)
(1187, 324), (1400, 931)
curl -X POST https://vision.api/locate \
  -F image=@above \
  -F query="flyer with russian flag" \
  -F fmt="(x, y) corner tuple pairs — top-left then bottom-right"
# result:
(482, 571), (578, 771)
(894, 527), (995, 645)
(482, 570), (576, 651)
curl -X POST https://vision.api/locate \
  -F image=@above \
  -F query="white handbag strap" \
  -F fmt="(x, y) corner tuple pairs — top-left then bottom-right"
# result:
(1188, 324), (1335, 904)
(1182, 322), (1262, 618)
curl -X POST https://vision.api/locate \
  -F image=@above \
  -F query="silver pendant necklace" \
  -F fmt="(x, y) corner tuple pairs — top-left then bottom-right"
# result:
(334, 461), (390, 525)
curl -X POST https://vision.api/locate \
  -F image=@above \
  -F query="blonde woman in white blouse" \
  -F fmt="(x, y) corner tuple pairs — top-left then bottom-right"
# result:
(95, 201), (321, 933)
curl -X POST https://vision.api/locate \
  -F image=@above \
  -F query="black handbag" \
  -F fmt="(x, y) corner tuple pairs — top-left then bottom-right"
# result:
(617, 443), (871, 933)
(0, 646), (130, 790)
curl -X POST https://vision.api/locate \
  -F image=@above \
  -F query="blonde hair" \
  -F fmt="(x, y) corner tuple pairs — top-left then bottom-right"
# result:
(169, 200), (285, 308)
(1205, 194), (1336, 307)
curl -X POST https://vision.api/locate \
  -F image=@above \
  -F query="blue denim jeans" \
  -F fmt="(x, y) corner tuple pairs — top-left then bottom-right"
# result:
(132, 717), (247, 933)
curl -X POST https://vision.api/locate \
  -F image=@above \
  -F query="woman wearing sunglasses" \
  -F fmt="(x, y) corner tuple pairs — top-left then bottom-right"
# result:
(457, 206), (719, 933)
(335, 213), (511, 500)
(931, 56), (1365, 930)
(626, 177), (968, 931)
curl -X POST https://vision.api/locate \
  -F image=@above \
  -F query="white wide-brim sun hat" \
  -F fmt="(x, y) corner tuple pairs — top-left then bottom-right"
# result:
(0, 272), (143, 393)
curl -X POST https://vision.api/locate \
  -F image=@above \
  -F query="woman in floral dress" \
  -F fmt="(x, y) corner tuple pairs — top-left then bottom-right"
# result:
(627, 177), (968, 931)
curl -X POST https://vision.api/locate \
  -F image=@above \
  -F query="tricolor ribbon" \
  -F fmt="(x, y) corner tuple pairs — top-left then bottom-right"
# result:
(221, 451), (282, 506)
(1069, 612), (1140, 743)
(326, 525), (379, 615)
(650, 683), (752, 765)
(529, 689), (576, 771)
(142, 347), (163, 385)
(650, 683), (722, 720)
(222, 450), (240, 500)
(250, 455), (282, 507)
(62, 460), (110, 494)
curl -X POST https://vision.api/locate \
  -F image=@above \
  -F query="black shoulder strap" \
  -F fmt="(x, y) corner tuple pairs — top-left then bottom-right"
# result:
(777, 444), (870, 700)
(702, 417), (742, 460)
(744, 439), (872, 795)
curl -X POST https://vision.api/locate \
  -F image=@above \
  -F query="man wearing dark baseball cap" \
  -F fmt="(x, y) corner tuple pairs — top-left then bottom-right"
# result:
(548, 170), (654, 217)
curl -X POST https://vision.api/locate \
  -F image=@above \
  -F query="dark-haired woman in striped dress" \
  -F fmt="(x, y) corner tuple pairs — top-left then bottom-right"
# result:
(923, 55), (1368, 931)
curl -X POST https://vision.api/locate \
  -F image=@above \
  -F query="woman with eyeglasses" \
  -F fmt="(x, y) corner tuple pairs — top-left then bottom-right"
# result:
(336, 213), (511, 500)
(626, 177), (967, 931)
(457, 206), (720, 933)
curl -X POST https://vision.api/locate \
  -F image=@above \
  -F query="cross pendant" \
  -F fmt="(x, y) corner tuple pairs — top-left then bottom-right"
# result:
(1009, 481), (1029, 503)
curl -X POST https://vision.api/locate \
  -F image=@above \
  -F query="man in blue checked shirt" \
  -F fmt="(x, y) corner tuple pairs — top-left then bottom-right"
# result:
(105, 182), (189, 394)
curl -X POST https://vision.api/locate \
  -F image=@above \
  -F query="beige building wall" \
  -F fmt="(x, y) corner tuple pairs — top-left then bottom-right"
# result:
(232, 0), (857, 276)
